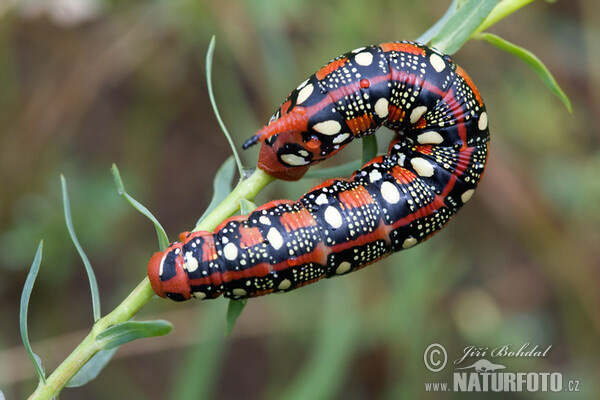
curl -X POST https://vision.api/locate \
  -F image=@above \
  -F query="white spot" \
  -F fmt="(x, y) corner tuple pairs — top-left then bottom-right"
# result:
(429, 53), (445, 73)
(296, 83), (314, 104)
(184, 251), (199, 272)
(402, 237), (417, 249)
(410, 106), (428, 124)
(259, 215), (271, 225)
(335, 261), (352, 275)
(417, 131), (444, 144)
(381, 181), (400, 204)
(312, 120), (342, 135)
(233, 288), (247, 296)
(411, 157), (434, 177)
(192, 291), (207, 299)
(223, 242), (238, 261)
(296, 78), (309, 90)
(299, 150), (309, 157)
(315, 193), (328, 205)
(281, 153), (309, 166)
(354, 52), (373, 66)
(369, 169), (382, 183)
(351, 47), (366, 53)
(278, 279), (291, 290)
(461, 189), (475, 203)
(324, 206), (343, 229)
(158, 254), (167, 278)
(374, 97), (389, 118)
(267, 227), (284, 250)
(332, 133), (350, 144)
(478, 111), (488, 130)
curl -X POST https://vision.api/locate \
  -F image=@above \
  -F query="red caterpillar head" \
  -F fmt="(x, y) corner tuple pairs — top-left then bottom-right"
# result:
(147, 231), (217, 301)
(243, 73), (358, 181)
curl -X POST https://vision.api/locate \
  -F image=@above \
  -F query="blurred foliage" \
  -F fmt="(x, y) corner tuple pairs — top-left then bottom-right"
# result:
(0, 0), (598, 399)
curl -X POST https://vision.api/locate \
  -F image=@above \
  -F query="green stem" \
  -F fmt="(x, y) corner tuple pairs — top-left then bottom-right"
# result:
(28, 168), (274, 400)
(472, 0), (535, 36)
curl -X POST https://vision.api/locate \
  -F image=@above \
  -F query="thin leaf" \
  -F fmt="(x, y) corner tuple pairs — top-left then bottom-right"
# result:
(19, 241), (46, 384)
(225, 299), (247, 336)
(96, 320), (173, 350)
(304, 160), (363, 180)
(239, 198), (257, 215)
(111, 164), (169, 250)
(196, 157), (236, 227)
(478, 32), (572, 112)
(168, 303), (227, 400)
(361, 135), (378, 165)
(66, 348), (118, 388)
(61, 176), (101, 322)
(416, 0), (458, 44)
(206, 35), (244, 178)
(430, 0), (499, 54)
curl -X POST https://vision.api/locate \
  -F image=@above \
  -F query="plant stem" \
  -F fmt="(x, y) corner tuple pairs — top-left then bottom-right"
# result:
(28, 168), (274, 400)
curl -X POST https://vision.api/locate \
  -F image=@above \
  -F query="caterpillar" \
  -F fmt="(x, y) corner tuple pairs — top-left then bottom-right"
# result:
(148, 41), (489, 301)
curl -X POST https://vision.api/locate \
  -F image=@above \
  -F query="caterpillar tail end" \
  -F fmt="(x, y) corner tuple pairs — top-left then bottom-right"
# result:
(242, 135), (259, 149)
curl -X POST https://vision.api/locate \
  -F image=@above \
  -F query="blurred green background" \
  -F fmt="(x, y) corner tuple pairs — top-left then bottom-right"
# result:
(1, 0), (598, 399)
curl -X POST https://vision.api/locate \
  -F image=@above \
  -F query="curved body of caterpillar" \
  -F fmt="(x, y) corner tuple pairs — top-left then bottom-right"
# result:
(148, 41), (489, 301)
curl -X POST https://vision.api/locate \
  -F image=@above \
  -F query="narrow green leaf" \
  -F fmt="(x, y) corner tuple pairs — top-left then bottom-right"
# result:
(304, 160), (363, 180)
(206, 35), (245, 178)
(225, 299), (247, 336)
(61, 176), (101, 322)
(66, 348), (118, 388)
(430, 0), (499, 54)
(111, 164), (170, 250)
(96, 320), (173, 350)
(168, 303), (227, 400)
(196, 157), (237, 227)
(19, 241), (46, 384)
(361, 135), (378, 165)
(478, 32), (572, 112)
(239, 198), (257, 215)
(416, 0), (458, 44)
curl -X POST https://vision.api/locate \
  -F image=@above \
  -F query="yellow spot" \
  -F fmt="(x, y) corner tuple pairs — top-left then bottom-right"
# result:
(297, 83), (314, 104)
(223, 242), (238, 261)
(374, 97), (389, 118)
(354, 52), (373, 66)
(267, 228), (284, 250)
(312, 120), (342, 135)
(184, 251), (199, 272)
(281, 153), (309, 166)
(478, 112), (488, 130)
(410, 106), (428, 124)
(381, 181), (400, 204)
(461, 189), (475, 203)
(278, 279), (292, 290)
(402, 237), (417, 249)
(411, 157), (434, 177)
(324, 206), (343, 229)
(429, 53), (445, 73)
(192, 291), (207, 299)
(336, 261), (352, 275)
(417, 131), (444, 144)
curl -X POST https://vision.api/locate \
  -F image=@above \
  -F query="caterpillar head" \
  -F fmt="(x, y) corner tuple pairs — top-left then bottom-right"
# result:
(147, 244), (192, 301)
(243, 77), (351, 181)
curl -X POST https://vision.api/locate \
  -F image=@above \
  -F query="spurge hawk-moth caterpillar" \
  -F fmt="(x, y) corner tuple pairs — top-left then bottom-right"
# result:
(148, 41), (489, 301)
